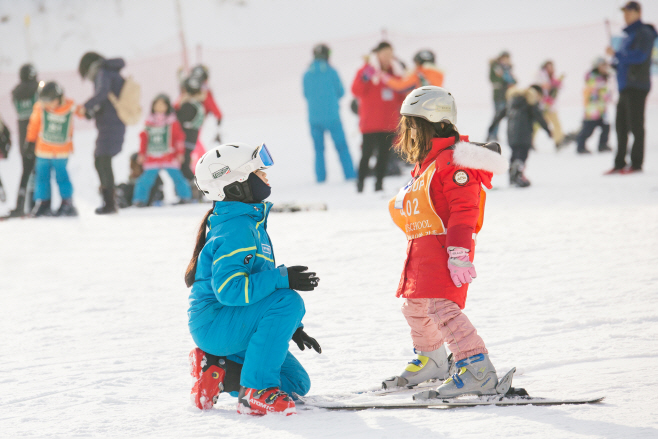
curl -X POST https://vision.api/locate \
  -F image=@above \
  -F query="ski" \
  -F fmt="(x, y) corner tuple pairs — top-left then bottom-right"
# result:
(296, 391), (605, 411)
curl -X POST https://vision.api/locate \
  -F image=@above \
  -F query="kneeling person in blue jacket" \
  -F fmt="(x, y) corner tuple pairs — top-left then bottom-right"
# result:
(186, 142), (320, 416)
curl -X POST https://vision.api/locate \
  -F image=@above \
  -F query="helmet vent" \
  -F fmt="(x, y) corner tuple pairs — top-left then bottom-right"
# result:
(231, 144), (240, 148)
(410, 100), (419, 105)
(215, 150), (221, 158)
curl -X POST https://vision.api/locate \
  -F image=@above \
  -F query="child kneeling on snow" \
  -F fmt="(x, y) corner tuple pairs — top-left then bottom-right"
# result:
(186, 142), (321, 415)
(384, 86), (509, 398)
(132, 94), (191, 207)
(27, 81), (78, 217)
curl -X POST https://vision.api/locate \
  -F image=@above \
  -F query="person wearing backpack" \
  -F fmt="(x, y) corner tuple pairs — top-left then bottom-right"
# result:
(77, 52), (127, 215)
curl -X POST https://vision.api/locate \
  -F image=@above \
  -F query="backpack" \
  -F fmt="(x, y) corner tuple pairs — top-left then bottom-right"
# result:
(108, 76), (142, 125)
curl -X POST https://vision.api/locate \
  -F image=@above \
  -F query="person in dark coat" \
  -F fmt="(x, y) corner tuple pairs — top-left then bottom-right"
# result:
(488, 85), (551, 188)
(8, 64), (39, 217)
(78, 52), (127, 214)
(605, 1), (657, 174)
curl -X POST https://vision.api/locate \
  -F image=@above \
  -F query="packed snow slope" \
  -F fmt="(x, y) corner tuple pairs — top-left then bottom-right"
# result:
(1, 1), (658, 438)
(1, 107), (658, 438)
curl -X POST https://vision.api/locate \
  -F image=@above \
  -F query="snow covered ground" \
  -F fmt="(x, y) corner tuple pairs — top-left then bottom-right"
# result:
(1, 105), (658, 438)
(2, 1), (658, 437)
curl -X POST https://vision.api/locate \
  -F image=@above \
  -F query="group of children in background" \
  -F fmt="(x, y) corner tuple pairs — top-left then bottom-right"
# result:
(486, 52), (613, 187)
(0, 62), (222, 217)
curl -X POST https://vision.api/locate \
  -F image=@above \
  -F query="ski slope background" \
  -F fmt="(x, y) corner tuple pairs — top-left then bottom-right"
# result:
(1, 1), (658, 438)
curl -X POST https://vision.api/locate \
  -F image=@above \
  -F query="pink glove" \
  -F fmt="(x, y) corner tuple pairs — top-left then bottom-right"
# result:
(447, 247), (477, 288)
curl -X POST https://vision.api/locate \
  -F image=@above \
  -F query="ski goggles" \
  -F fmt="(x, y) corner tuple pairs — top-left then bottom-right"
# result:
(232, 143), (275, 177)
(255, 143), (274, 169)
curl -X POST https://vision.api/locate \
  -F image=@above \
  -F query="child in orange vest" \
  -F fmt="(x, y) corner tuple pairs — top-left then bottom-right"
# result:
(26, 81), (77, 217)
(384, 86), (510, 399)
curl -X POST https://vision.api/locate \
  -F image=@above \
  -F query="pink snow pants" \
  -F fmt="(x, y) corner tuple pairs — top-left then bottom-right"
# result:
(402, 298), (487, 361)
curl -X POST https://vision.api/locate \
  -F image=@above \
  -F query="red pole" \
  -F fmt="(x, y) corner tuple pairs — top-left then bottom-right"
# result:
(175, 0), (189, 72)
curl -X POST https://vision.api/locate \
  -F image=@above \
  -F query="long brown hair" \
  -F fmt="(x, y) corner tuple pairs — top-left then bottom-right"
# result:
(184, 207), (213, 288)
(394, 116), (460, 164)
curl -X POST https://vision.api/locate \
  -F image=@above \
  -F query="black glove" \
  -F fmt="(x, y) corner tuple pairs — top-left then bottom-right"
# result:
(287, 266), (319, 291)
(292, 327), (321, 353)
(24, 141), (35, 160)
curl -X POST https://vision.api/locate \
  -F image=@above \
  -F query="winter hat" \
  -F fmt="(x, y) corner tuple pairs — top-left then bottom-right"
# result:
(79, 52), (104, 79)
(184, 76), (202, 95)
(151, 93), (172, 114)
(19, 63), (37, 82)
(372, 41), (392, 53)
(413, 50), (435, 66)
(313, 44), (330, 61)
(190, 65), (209, 83)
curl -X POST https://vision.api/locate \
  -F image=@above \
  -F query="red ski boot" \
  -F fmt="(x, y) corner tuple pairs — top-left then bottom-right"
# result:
(237, 386), (296, 416)
(189, 347), (226, 410)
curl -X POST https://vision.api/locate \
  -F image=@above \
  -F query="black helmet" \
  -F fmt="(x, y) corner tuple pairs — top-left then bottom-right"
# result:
(190, 64), (209, 82)
(184, 76), (202, 95)
(413, 50), (435, 65)
(313, 44), (330, 61)
(78, 51), (104, 78)
(38, 81), (64, 102)
(151, 93), (172, 114)
(19, 63), (37, 82)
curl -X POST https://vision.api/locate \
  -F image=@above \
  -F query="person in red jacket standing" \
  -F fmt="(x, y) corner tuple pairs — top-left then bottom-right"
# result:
(383, 86), (509, 398)
(132, 94), (192, 206)
(352, 41), (406, 192)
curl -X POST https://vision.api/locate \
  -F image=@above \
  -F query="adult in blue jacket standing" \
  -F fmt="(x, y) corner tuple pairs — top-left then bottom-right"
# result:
(186, 142), (321, 416)
(78, 52), (127, 213)
(606, 2), (657, 174)
(303, 44), (356, 182)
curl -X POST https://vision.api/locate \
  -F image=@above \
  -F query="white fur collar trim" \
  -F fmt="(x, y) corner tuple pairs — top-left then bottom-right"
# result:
(452, 142), (508, 175)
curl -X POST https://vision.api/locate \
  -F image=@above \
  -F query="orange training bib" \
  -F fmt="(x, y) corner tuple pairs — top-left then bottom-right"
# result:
(388, 161), (446, 240)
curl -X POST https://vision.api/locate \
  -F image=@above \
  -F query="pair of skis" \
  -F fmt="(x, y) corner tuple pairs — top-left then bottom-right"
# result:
(295, 368), (604, 411)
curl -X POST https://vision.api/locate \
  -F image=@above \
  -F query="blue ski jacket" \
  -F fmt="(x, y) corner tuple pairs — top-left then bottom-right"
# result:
(303, 60), (344, 125)
(614, 20), (657, 92)
(187, 201), (290, 330)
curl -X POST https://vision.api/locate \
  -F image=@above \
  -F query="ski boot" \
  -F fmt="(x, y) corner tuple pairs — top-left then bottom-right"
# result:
(189, 348), (226, 410)
(189, 347), (243, 409)
(237, 386), (296, 416)
(56, 199), (78, 217)
(382, 346), (455, 389)
(430, 353), (498, 398)
(30, 200), (53, 217)
(509, 160), (531, 188)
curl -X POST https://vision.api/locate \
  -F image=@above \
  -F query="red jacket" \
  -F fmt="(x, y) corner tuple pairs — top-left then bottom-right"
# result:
(203, 89), (222, 121)
(351, 64), (405, 134)
(139, 114), (185, 170)
(395, 137), (507, 308)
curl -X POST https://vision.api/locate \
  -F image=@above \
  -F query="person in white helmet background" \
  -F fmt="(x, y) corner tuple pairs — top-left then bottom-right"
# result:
(185, 142), (321, 416)
(384, 86), (509, 399)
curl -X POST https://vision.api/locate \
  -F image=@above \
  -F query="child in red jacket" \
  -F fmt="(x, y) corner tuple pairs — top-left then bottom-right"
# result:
(384, 86), (509, 398)
(133, 94), (191, 206)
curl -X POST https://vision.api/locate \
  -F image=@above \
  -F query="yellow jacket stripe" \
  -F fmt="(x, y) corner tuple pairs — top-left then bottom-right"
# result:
(256, 253), (273, 262)
(213, 247), (257, 265)
(217, 272), (249, 301)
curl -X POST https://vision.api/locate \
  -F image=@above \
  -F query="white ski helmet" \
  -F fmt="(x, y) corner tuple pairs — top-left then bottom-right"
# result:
(400, 86), (457, 125)
(194, 142), (274, 201)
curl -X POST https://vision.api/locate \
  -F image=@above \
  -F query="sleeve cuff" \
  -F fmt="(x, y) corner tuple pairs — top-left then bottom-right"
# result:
(446, 225), (475, 250)
(276, 266), (289, 289)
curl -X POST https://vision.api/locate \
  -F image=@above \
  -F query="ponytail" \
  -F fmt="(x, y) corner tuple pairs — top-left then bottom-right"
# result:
(185, 207), (213, 288)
